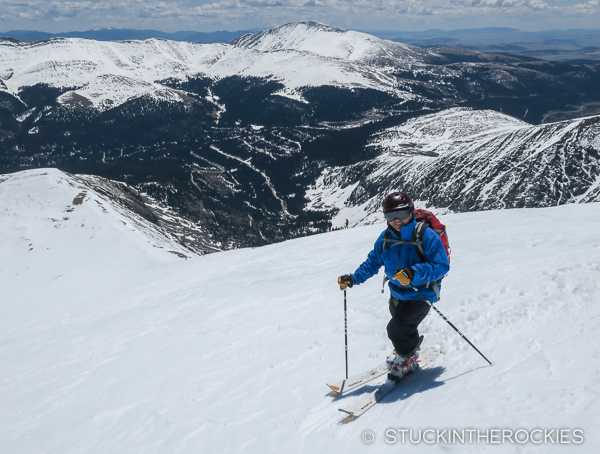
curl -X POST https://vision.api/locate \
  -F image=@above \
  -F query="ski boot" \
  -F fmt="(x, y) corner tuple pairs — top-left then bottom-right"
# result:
(386, 335), (424, 382)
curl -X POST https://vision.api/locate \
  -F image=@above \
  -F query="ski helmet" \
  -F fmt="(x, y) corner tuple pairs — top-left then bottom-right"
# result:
(382, 191), (414, 213)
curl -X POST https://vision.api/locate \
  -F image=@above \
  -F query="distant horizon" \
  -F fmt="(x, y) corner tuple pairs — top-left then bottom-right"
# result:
(1, 0), (599, 35)
(4, 22), (600, 63)
(3, 24), (600, 35)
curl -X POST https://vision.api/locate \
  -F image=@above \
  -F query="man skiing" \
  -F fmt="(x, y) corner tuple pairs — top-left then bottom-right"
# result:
(337, 191), (450, 382)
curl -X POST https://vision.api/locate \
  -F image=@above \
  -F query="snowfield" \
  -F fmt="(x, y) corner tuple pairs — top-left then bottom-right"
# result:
(1, 168), (599, 453)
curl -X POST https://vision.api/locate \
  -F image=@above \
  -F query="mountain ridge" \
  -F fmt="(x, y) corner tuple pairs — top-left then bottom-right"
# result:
(3, 25), (600, 61)
(0, 168), (214, 255)
(0, 34), (418, 112)
(307, 108), (600, 227)
(3, 22), (600, 251)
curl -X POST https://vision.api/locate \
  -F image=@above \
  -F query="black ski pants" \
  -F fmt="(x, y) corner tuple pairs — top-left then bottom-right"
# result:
(387, 297), (430, 357)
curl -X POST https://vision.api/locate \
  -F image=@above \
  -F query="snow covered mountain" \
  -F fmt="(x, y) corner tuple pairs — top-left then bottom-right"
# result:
(3, 22), (600, 249)
(0, 168), (215, 256)
(2, 21), (599, 117)
(232, 21), (438, 63)
(2, 169), (599, 452)
(307, 108), (600, 227)
(0, 24), (423, 111)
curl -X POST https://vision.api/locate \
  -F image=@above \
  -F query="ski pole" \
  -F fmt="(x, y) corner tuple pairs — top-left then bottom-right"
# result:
(343, 289), (349, 379)
(409, 284), (492, 366)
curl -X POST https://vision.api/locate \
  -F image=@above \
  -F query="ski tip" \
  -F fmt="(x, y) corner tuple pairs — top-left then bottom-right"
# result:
(339, 414), (358, 424)
(338, 408), (355, 416)
(327, 385), (342, 395)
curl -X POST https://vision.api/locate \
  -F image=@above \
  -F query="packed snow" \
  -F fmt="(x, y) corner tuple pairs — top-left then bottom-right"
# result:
(1, 168), (599, 453)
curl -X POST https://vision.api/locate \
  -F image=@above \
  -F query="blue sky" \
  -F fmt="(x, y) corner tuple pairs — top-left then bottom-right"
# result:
(1, 0), (598, 33)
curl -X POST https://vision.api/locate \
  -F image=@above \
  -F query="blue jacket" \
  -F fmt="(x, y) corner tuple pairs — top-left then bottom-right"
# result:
(350, 219), (450, 302)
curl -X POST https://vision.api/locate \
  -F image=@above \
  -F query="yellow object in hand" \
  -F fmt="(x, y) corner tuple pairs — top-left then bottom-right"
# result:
(393, 268), (413, 286)
(338, 275), (353, 291)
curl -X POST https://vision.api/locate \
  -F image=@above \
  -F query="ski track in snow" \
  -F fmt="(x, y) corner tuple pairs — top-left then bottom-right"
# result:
(1, 169), (600, 453)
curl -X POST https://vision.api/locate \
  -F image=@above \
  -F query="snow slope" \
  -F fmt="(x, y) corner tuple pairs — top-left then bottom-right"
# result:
(369, 107), (529, 157)
(232, 21), (432, 63)
(2, 169), (600, 453)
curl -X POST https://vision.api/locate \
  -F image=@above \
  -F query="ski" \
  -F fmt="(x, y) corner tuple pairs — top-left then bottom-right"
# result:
(338, 347), (441, 420)
(326, 362), (390, 395)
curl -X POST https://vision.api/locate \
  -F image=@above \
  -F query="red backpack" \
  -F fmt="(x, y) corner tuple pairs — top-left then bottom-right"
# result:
(412, 209), (451, 264)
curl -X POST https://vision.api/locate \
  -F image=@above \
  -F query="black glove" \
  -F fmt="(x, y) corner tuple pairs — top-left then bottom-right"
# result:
(338, 274), (353, 291)
(393, 268), (414, 286)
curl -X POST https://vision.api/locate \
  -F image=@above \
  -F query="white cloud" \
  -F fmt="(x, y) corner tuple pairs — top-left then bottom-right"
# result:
(0, 0), (598, 31)
(2, 1), (122, 21)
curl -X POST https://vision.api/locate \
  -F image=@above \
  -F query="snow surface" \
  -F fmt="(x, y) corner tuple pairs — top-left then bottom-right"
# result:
(233, 22), (426, 63)
(369, 107), (530, 157)
(2, 168), (600, 453)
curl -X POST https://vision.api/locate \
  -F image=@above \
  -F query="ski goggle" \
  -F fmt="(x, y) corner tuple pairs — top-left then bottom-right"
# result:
(384, 209), (411, 223)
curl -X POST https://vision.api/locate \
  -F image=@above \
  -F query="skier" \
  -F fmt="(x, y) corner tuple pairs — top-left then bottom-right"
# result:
(337, 191), (449, 381)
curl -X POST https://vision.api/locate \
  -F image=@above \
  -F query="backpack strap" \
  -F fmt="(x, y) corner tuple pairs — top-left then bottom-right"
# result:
(382, 222), (443, 300)
(411, 221), (428, 262)
(381, 224), (424, 293)
(413, 221), (443, 299)
(382, 227), (422, 251)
